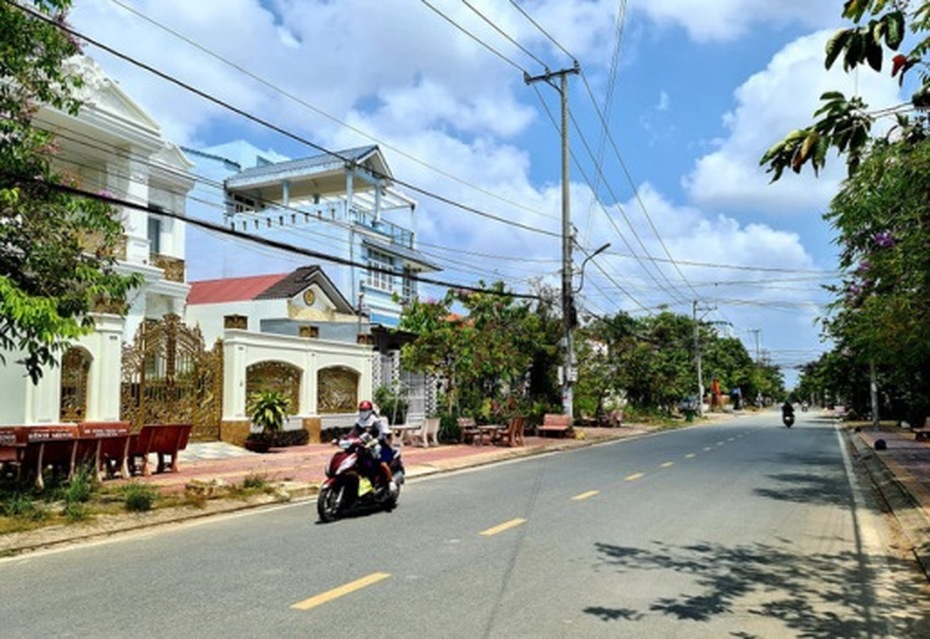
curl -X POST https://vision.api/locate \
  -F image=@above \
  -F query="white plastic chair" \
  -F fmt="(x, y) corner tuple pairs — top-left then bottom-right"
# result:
(411, 418), (441, 447)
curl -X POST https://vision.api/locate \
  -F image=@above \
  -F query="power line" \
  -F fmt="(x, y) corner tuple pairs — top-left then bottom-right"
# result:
(105, 0), (559, 227)
(12, 1), (563, 242)
(32, 114), (554, 287)
(461, 0), (549, 69)
(420, 0), (528, 74)
(11, 171), (544, 301)
(507, 0), (574, 61)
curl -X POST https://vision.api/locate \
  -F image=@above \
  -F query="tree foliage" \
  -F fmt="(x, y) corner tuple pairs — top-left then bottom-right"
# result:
(1, 0), (140, 382)
(399, 282), (558, 419)
(762, 1), (930, 423)
(575, 310), (779, 417)
(761, 1), (930, 181)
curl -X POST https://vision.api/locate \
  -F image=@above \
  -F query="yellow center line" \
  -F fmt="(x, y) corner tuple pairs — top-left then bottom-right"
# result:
(625, 472), (645, 481)
(660, 462), (675, 468)
(685, 453), (696, 459)
(572, 490), (599, 501)
(480, 518), (527, 536)
(291, 572), (390, 611)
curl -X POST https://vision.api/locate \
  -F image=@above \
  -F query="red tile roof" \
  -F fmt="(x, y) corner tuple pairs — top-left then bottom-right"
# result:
(187, 273), (288, 304)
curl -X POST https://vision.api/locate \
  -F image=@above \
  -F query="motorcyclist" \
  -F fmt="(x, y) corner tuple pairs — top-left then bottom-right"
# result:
(350, 400), (398, 497)
(781, 400), (795, 418)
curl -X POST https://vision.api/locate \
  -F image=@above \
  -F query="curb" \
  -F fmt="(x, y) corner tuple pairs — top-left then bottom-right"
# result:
(844, 428), (930, 580)
(1, 431), (647, 558)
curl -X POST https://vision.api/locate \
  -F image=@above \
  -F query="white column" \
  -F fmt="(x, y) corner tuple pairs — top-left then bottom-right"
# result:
(87, 313), (126, 421)
(223, 339), (248, 419)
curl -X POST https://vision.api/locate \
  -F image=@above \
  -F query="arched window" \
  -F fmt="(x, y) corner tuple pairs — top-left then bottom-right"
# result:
(317, 367), (360, 413)
(246, 361), (302, 414)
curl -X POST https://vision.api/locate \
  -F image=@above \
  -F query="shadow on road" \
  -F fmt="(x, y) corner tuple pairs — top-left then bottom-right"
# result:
(752, 451), (852, 509)
(586, 539), (930, 637)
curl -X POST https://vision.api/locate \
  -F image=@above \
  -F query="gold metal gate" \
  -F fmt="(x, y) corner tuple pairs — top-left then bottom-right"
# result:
(120, 313), (223, 440)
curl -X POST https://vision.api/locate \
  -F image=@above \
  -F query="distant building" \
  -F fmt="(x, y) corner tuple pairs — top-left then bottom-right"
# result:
(183, 141), (440, 329)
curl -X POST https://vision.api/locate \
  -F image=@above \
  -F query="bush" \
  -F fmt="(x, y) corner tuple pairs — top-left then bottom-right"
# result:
(60, 464), (97, 505)
(438, 413), (460, 443)
(2, 493), (47, 521)
(242, 473), (268, 490)
(122, 483), (159, 512)
(62, 502), (88, 522)
(271, 428), (309, 447)
(374, 386), (408, 425)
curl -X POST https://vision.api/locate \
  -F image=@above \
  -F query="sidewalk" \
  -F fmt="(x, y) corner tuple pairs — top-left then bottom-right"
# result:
(844, 420), (930, 578)
(4, 416), (930, 575)
(0, 425), (655, 555)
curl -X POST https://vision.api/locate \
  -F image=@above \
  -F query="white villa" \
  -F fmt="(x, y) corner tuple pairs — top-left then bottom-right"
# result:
(0, 56), (435, 443)
(0, 55), (193, 427)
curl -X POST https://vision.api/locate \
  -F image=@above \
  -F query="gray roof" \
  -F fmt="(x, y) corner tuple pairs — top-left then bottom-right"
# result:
(226, 145), (384, 188)
(254, 265), (355, 312)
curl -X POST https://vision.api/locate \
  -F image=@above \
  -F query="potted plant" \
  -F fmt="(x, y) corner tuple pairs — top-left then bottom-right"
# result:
(245, 390), (291, 453)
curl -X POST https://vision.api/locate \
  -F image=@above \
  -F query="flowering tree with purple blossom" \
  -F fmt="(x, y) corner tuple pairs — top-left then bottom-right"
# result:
(1, 0), (140, 383)
(823, 136), (930, 423)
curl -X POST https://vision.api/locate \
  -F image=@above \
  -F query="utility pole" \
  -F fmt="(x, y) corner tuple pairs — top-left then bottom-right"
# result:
(693, 300), (715, 417)
(749, 328), (761, 363)
(525, 63), (579, 418)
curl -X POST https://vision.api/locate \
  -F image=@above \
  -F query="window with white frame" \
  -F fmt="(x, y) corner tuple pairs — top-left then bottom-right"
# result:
(366, 249), (394, 292)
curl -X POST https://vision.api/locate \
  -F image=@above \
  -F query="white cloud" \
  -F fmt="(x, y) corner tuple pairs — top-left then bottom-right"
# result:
(629, 0), (840, 42)
(683, 30), (905, 215)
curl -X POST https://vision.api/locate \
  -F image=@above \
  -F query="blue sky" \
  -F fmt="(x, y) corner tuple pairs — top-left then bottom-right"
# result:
(67, 1), (909, 384)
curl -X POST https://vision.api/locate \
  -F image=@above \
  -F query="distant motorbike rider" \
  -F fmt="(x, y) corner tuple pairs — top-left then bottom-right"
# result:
(781, 401), (795, 418)
(350, 400), (398, 496)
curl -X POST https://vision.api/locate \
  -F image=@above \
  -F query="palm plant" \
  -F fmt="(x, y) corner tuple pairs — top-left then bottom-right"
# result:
(246, 390), (291, 450)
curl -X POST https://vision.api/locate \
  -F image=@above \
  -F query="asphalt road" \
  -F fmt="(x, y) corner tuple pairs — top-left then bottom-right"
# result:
(2, 411), (929, 638)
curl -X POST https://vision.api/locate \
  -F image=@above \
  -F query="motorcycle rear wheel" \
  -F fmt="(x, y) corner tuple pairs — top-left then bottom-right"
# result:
(317, 485), (342, 522)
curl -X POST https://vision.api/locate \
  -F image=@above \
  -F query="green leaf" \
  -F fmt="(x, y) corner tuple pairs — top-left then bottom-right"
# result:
(825, 29), (853, 69)
(884, 10), (905, 49)
(865, 37), (883, 71)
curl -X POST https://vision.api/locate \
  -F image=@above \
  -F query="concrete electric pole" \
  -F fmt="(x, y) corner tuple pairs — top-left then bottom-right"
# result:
(525, 63), (580, 418)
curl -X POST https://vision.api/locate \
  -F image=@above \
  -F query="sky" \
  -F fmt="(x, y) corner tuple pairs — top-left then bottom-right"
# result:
(65, 0), (909, 386)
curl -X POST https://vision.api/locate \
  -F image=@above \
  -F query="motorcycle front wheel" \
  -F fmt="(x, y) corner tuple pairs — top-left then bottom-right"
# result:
(317, 485), (343, 522)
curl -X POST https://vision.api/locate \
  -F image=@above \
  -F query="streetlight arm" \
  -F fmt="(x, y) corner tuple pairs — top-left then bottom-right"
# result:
(573, 242), (610, 294)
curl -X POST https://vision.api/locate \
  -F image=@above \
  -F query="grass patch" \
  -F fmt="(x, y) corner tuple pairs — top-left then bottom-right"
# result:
(119, 482), (159, 512)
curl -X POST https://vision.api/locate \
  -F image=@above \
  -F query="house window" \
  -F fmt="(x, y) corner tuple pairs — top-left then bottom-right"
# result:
(147, 215), (162, 255)
(231, 193), (264, 214)
(367, 249), (394, 292)
(402, 267), (417, 304)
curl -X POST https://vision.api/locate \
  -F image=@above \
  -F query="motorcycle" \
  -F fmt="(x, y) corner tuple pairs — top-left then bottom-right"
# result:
(782, 412), (795, 428)
(317, 433), (405, 522)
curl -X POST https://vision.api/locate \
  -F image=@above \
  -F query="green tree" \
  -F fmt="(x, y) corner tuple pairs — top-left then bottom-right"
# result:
(761, 1), (930, 180)
(1, 0), (140, 382)
(761, 1), (930, 425)
(399, 282), (559, 420)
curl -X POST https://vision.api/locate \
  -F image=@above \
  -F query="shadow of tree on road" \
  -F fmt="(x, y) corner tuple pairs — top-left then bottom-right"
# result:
(748, 450), (853, 509)
(585, 539), (930, 637)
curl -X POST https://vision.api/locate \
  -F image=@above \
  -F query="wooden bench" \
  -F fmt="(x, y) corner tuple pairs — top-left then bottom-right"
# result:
(128, 423), (193, 476)
(457, 417), (481, 445)
(20, 425), (81, 490)
(491, 416), (525, 447)
(76, 422), (132, 481)
(0, 426), (27, 480)
(914, 418), (930, 442)
(537, 413), (573, 438)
